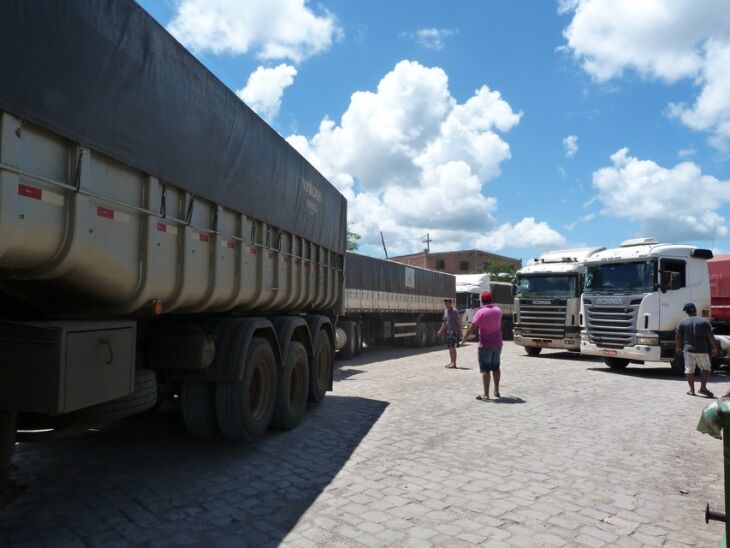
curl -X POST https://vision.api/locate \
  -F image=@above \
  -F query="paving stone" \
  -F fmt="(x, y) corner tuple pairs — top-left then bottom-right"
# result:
(1, 342), (727, 546)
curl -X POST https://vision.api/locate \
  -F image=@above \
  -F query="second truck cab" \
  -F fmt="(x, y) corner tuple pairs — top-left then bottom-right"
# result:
(580, 238), (713, 373)
(513, 247), (605, 355)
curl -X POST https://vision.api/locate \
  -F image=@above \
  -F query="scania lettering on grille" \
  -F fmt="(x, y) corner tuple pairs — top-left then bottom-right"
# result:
(596, 297), (622, 305)
(532, 299), (552, 305)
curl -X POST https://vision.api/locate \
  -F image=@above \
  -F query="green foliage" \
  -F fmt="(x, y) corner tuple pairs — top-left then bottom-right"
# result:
(346, 227), (361, 251)
(476, 260), (516, 278)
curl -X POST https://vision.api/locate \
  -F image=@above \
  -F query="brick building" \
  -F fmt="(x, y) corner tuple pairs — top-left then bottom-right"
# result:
(390, 249), (521, 275)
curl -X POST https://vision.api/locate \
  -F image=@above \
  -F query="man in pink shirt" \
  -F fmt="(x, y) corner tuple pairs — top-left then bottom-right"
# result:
(462, 290), (503, 401)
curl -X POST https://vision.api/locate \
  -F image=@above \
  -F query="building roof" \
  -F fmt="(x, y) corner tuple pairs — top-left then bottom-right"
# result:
(390, 248), (520, 263)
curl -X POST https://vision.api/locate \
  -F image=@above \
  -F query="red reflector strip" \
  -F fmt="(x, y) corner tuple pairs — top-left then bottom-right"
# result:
(18, 184), (42, 200)
(250, 246), (258, 254)
(227, 241), (236, 249)
(199, 234), (209, 243)
(157, 223), (166, 231)
(97, 207), (114, 219)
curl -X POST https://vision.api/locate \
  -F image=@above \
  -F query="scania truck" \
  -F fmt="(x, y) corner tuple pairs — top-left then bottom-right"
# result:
(513, 248), (605, 355)
(580, 238), (713, 373)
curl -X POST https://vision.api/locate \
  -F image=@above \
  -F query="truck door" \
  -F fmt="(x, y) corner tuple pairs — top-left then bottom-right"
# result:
(659, 258), (687, 330)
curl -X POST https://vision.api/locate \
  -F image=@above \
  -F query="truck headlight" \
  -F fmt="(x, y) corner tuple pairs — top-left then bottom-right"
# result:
(636, 335), (659, 346)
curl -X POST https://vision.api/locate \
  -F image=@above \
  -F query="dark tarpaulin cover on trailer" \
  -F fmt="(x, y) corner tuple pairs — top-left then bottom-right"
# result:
(0, 0), (346, 253)
(346, 252), (455, 298)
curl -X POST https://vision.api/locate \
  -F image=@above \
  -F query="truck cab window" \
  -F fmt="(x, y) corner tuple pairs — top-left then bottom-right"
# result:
(660, 259), (686, 289)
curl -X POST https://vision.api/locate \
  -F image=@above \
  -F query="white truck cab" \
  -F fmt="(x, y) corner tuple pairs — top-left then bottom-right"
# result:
(456, 273), (491, 328)
(513, 247), (605, 355)
(579, 238), (713, 373)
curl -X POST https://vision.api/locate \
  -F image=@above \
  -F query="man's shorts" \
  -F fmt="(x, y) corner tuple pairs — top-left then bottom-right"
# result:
(478, 347), (501, 373)
(684, 351), (711, 374)
(446, 330), (459, 348)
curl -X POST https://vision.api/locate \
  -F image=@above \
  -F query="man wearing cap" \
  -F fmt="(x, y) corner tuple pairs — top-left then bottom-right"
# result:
(437, 298), (462, 368)
(462, 290), (503, 400)
(675, 302), (718, 397)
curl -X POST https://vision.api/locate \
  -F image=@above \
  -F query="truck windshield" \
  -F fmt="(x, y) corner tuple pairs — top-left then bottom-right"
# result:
(584, 261), (656, 295)
(514, 275), (576, 299)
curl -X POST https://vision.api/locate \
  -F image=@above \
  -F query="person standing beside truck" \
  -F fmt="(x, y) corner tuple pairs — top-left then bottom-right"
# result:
(437, 298), (462, 369)
(675, 302), (718, 398)
(463, 291), (503, 401)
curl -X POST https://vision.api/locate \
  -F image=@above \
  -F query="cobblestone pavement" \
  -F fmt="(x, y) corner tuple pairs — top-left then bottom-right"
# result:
(2, 342), (729, 547)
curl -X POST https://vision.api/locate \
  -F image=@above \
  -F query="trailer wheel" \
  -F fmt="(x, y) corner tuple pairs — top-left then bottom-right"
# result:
(605, 357), (630, 370)
(425, 323), (435, 346)
(181, 382), (219, 439)
(413, 322), (427, 348)
(309, 329), (332, 403)
(216, 337), (277, 441)
(670, 353), (685, 376)
(354, 323), (363, 356)
(338, 320), (356, 359)
(525, 346), (542, 356)
(501, 319), (514, 341)
(272, 342), (309, 430)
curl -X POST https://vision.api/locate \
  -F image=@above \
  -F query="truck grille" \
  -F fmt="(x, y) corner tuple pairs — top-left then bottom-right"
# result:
(584, 299), (639, 348)
(517, 301), (566, 339)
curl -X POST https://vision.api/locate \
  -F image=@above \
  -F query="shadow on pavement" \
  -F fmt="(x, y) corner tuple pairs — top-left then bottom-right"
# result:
(491, 396), (526, 404)
(1, 395), (388, 546)
(344, 344), (445, 366)
(588, 366), (730, 382)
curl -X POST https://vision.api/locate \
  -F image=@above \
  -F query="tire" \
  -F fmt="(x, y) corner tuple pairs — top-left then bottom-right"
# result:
(670, 353), (685, 376)
(181, 381), (219, 439)
(605, 357), (630, 370)
(272, 342), (309, 430)
(216, 337), (277, 441)
(502, 320), (514, 341)
(338, 320), (356, 359)
(414, 322), (427, 348)
(425, 323), (436, 347)
(353, 323), (363, 356)
(309, 329), (332, 403)
(525, 346), (542, 357)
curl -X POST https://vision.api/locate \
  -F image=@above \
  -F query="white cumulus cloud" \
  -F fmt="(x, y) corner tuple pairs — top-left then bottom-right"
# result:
(563, 134), (578, 158)
(286, 60), (565, 253)
(560, 0), (730, 148)
(592, 148), (730, 240)
(236, 64), (297, 122)
(409, 28), (458, 50)
(167, 0), (340, 62)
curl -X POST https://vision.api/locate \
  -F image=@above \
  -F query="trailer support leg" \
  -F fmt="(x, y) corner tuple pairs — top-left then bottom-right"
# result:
(0, 411), (24, 509)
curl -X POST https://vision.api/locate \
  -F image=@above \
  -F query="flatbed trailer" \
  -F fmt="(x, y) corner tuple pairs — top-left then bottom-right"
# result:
(337, 252), (455, 357)
(0, 0), (346, 500)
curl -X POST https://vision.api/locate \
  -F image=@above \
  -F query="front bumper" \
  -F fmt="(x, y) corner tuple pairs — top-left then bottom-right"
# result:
(580, 341), (663, 362)
(515, 335), (580, 351)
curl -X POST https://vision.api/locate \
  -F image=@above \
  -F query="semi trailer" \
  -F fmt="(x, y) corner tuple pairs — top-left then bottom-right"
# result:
(0, 1), (347, 499)
(513, 247), (604, 355)
(455, 274), (514, 340)
(337, 252), (455, 358)
(580, 238), (713, 373)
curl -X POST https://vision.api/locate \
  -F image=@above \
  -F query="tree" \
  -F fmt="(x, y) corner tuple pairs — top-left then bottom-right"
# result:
(480, 260), (516, 279)
(346, 227), (361, 251)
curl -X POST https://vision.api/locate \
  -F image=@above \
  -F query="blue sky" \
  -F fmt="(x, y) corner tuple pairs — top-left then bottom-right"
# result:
(138, 0), (730, 264)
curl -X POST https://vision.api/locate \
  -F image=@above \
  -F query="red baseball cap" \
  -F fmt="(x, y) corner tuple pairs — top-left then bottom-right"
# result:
(480, 290), (493, 303)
